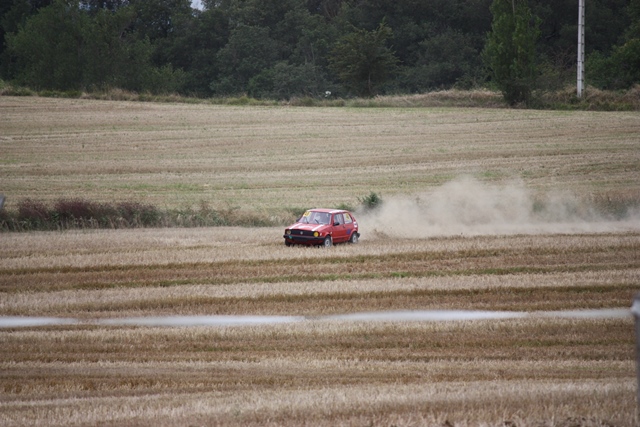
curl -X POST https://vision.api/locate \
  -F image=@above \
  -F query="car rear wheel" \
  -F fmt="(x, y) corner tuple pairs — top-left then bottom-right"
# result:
(349, 232), (359, 244)
(323, 236), (332, 248)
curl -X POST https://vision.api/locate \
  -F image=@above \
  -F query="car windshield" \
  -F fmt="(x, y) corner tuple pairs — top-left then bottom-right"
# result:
(298, 211), (331, 225)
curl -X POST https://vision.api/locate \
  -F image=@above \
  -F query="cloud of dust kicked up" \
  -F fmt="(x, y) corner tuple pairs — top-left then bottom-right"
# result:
(359, 176), (640, 238)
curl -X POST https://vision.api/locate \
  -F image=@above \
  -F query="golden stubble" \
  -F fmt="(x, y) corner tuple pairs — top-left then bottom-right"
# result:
(1, 97), (639, 426)
(1, 97), (639, 213)
(0, 319), (635, 426)
(1, 228), (638, 426)
(0, 230), (638, 319)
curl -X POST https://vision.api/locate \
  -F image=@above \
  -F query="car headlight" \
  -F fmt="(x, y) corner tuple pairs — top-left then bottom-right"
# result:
(286, 230), (291, 235)
(313, 231), (319, 237)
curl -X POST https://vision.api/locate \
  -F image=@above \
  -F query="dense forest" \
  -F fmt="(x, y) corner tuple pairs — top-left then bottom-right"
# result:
(0, 0), (638, 100)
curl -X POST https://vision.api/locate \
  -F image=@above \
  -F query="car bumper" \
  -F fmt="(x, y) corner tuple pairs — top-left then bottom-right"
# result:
(283, 235), (325, 245)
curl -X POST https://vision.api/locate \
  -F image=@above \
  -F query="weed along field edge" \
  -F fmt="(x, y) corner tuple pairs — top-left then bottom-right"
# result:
(0, 96), (639, 426)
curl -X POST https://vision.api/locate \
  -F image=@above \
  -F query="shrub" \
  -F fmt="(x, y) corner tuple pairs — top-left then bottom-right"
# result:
(0, 86), (35, 96)
(0, 198), (166, 231)
(336, 202), (354, 212)
(587, 39), (640, 91)
(39, 90), (82, 98)
(17, 199), (51, 228)
(358, 192), (383, 211)
(116, 202), (160, 227)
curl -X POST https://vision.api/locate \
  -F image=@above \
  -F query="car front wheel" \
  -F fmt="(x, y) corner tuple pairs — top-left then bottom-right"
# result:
(349, 232), (359, 244)
(323, 236), (332, 248)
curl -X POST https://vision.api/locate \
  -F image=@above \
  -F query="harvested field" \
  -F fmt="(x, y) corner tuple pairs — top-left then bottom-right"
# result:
(1, 97), (639, 216)
(0, 96), (639, 426)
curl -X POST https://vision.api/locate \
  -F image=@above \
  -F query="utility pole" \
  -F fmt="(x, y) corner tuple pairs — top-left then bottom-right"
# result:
(633, 295), (640, 416)
(577, 0), (585, 97)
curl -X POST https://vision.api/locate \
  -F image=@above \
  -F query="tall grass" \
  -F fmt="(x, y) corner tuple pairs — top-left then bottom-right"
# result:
(2, 83), (639, 110)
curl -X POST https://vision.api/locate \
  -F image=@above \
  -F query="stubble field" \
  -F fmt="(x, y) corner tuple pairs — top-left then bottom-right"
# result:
(0, 96), (639, 426)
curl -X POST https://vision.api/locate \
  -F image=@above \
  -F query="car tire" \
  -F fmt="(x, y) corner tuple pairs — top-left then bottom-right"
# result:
(323, 236), (332, 248)
(349, 232), (359, 244)
(285, 240), (292, 247)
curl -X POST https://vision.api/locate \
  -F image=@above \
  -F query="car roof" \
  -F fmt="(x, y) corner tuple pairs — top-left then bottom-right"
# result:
(308, 208), (349, 214)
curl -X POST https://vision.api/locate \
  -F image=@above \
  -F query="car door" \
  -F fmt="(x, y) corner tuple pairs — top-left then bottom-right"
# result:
(343, 212), (356, 239)
(331, 213), (347, 243)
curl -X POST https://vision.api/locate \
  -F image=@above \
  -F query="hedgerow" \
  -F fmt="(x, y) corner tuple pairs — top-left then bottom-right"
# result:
(0, 195), (385, 232)
(1, 198), (163, 231)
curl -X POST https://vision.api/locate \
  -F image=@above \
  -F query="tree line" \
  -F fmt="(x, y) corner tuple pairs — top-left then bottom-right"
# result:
(0, 0), (638, 103)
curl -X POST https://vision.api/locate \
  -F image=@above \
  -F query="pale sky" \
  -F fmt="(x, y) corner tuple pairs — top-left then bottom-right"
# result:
(191, 0), (203, 10)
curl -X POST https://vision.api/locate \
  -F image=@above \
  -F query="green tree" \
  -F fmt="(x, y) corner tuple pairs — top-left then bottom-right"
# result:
(81, 5), (135, 89)
(328, 21), (399, 97)
(4, 0), (184, 93)
(2, 0), (637, 98)
(126, 0), (194, 74)
(211, 24), (279, 95)
(586, 0), (640, 90)
(127, 0), (192, 43)
(289, 10), (338, 68)
(79, 0), (129, 13)
(170, 6), (229, 96)
(5, 0), (88, 90)
(483, 0), (540, 105)
(400, 29), (483, 91)
(248, 61), (331, 99)
(628, 0), (640, 39)
(82, 1), (187, 94)
(307, 0), (344, 20)
(1, 0), (32, 79)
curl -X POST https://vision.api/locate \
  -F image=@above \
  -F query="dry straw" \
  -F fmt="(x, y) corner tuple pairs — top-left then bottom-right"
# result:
(0, 97), (638, 426)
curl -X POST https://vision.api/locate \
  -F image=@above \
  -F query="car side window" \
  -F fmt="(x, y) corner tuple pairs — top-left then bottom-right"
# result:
(334, 214), (344, 225)
(344, 213), (353, 224)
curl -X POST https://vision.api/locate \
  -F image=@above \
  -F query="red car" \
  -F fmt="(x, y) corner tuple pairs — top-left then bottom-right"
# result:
(284, 209), (360, 247)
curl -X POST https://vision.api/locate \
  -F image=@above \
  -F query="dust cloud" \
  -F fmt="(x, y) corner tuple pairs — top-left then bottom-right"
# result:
(359, 176), (640, 238)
